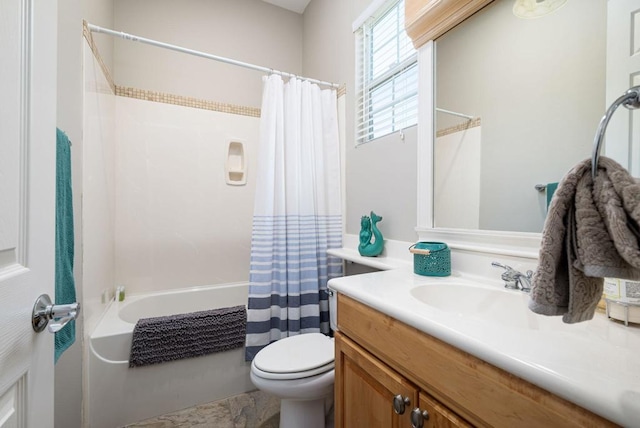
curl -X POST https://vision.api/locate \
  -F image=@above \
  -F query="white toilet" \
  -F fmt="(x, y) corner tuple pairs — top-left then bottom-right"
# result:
(250, 291), (338, 428)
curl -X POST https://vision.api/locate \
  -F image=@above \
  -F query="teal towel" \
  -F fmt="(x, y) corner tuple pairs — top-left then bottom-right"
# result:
(546, 182), (559, 211)
(55, 128), (76, 363)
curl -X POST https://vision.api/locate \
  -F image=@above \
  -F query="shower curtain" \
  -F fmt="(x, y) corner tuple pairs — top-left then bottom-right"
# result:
(245, 75), (343, 361)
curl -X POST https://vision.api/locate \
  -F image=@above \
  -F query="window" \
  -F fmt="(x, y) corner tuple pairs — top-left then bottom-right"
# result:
(355, 0), (418, 145)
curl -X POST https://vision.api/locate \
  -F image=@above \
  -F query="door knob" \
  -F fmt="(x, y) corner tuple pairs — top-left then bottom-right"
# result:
(32, 294), (80, 333)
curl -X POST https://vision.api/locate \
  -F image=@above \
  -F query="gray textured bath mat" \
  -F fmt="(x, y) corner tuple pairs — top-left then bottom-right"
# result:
(129, 305), (246, 368)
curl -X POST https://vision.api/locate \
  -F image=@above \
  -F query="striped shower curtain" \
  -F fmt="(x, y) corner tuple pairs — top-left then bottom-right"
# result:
(245, 75), (343, 361)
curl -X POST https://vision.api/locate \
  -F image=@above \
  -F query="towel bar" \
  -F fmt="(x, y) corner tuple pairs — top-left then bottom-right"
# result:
(592, 85), (640, 179)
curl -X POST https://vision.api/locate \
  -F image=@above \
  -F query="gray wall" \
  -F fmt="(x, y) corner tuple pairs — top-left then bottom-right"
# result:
(436, 0), (606, 232)
(113, 0), (303, 108)
(303, 0), (419, 243)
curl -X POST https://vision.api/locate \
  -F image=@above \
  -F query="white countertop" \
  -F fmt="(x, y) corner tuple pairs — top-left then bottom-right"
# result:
(328, 268), (640, 427)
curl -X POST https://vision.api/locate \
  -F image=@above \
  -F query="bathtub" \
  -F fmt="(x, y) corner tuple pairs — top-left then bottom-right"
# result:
(87, 282), (253, 428)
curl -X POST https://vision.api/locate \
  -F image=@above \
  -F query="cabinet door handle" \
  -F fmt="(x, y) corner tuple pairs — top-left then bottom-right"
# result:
(392, 394), (411, 415)
(410, 408), (430, 428)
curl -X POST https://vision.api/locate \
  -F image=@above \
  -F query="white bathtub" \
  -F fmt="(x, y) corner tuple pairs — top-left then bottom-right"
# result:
(87, 282), (253, 428)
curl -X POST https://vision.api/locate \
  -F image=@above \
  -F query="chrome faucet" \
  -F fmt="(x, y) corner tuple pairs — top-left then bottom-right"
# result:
(491, 262), (533, 292)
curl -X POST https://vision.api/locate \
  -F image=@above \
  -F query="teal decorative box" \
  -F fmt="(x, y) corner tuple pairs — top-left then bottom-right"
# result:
(409, 242), (451, 277)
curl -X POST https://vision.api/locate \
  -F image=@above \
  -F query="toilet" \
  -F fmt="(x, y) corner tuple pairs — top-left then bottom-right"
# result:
(250, 291), (338, 428)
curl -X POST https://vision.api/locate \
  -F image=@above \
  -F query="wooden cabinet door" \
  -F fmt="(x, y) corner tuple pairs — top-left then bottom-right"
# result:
(335, 332), (418, 428)
(419, 392), (471, 428)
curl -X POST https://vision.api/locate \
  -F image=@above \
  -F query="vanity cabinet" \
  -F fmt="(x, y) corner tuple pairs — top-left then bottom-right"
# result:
(334, 294), (617, 428)
(336, 332), (468, 428)
(335, 333), (417, 427)
(417, 392), (471, 428)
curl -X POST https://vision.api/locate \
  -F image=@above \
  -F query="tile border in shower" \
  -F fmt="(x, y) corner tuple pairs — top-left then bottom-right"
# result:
(115, 86), (262, 117)
(82, 20), (261, 118)
(436, 116), (482, 138)
(82, 21), (346, 118)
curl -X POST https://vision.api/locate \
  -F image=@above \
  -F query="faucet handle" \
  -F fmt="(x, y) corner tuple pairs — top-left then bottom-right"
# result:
(492, 262), (534, 291)
(491, 261), (509, 270)
(514, 270), (534, 293)
(491, 261), (519, 289)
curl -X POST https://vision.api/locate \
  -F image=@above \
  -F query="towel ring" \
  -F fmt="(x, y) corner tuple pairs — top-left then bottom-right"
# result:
(592, 85), (640, 179)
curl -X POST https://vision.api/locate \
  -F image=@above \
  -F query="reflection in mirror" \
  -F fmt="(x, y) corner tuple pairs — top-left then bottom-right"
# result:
(434, 0), (606, 233)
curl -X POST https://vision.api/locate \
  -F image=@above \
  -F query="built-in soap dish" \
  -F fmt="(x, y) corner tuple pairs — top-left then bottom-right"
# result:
(225, 140), (246, 186)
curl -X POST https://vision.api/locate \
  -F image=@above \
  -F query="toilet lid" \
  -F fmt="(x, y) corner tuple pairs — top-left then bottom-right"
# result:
(253, 333), (334, 374)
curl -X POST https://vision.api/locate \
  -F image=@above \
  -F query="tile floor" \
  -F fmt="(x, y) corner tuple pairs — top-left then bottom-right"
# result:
(124, 390), (281, 428)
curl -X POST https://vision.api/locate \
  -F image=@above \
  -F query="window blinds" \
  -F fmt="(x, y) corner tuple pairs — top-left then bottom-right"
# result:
(355, 0), (418, 145)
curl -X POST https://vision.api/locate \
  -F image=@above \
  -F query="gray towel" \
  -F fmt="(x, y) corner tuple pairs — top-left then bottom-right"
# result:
(129, 305), (246, 368)
(530, 157), (640, 323)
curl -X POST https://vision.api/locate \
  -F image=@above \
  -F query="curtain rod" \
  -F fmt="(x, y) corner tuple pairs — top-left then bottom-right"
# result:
(435, 108), (474, 120)
(87, 23), (340, 89)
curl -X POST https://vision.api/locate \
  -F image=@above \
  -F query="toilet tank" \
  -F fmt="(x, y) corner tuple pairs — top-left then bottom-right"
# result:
(328, 289), (338, 332)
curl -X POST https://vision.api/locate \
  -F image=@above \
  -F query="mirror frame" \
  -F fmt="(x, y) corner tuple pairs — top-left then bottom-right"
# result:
(408, 0), (542, 259)
(405, 0), (492, 47)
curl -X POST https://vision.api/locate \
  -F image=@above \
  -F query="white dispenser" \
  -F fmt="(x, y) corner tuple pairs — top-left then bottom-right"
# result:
(604, 278), (640, 325)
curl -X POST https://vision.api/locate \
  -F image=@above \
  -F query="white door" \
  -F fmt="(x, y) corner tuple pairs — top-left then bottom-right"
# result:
(0, 0), (57, 426)
(606, 0), (640, 176)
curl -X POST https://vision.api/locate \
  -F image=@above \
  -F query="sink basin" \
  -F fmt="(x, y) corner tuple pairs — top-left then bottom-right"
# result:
(410, 283), (557, 329)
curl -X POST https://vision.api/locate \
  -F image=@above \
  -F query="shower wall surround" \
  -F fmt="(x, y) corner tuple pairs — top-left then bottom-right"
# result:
(82, 41), (116, 339)
(115, 96), (259, 294)
(81, 0), (303, 298)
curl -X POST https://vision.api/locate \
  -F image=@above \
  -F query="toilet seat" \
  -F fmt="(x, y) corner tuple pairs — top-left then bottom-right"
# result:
(252, 333), (335, 380)
(251, 360), (334, 380)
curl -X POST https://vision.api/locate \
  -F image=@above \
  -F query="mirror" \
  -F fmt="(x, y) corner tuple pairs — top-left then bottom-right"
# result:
(433, 0), (606, 233)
